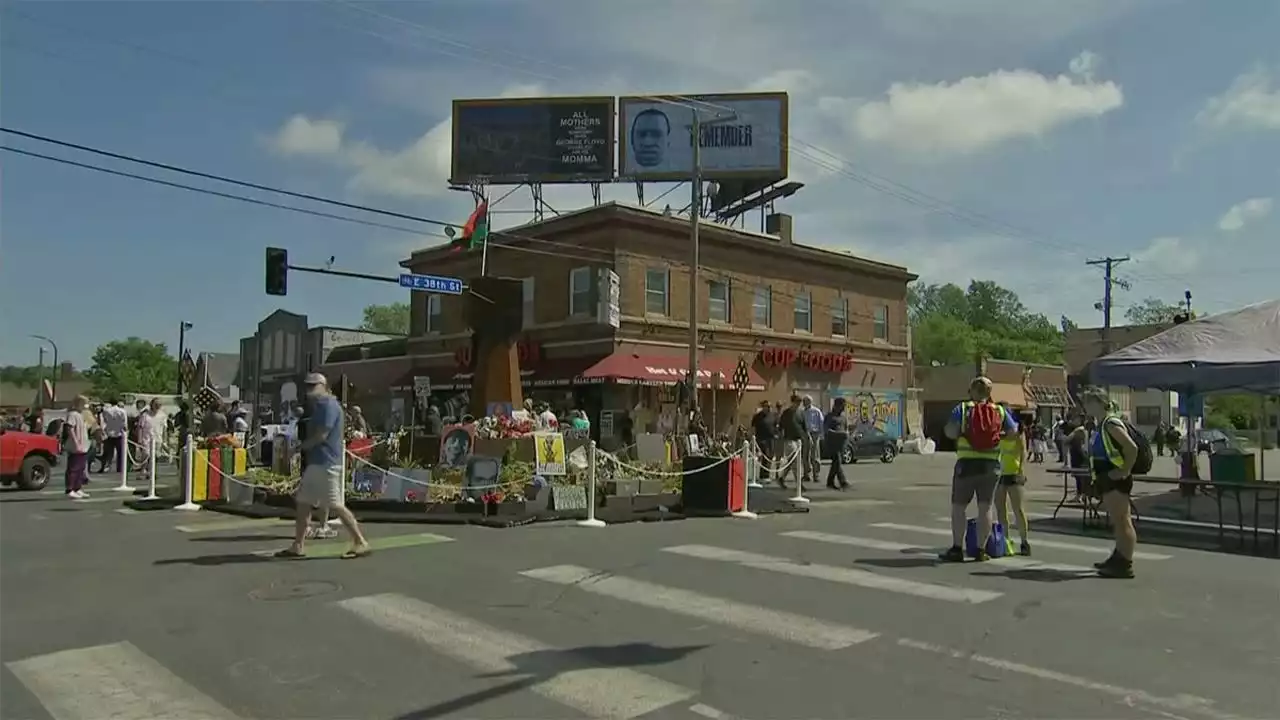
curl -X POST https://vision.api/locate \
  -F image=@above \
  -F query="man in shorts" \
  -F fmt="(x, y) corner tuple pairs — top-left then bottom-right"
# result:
(938, 377), (1017, 562)
(276, 373), (370, 560)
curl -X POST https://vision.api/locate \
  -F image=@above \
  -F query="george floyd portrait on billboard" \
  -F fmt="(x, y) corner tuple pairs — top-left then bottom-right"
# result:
(617, 92), (789, 182)
(450, 96), (615, 185)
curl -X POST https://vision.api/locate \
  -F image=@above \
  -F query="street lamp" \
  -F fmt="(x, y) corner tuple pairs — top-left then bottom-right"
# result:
(176, 321), (194, 395)
(29, 335), (59, 405)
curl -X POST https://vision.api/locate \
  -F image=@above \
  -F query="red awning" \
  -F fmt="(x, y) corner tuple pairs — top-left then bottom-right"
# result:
(391, 356), (608, 392)
(581, 352), (765, 390)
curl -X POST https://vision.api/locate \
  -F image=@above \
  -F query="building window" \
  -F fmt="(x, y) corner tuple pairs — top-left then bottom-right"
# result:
(874, 305), (889, 341)
(522, 277), (536, 328)
(425, 295), (442, 333)
(1135, 406), (1162, 426)
(753, 286), (772, 327)
(569, 267), (592, 316)
(832, 297), (848, 337)
(708, 280), (729, 323)
(794, 292), (812, 333)
(645, 268), (669, 315)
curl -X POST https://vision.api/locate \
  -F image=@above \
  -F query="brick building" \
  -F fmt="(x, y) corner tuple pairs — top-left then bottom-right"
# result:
(321, 202), (916, 443)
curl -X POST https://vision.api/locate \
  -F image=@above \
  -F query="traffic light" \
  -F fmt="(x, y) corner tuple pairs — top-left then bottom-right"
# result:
(265, 247), (288, 296)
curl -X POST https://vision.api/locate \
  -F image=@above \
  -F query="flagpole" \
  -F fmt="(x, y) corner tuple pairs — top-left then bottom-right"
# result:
(480, 231), (489, 277)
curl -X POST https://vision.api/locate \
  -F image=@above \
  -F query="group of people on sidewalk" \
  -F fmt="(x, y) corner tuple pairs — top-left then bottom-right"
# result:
(941, 377), (1140, 579)
(751, 394), (856, 492)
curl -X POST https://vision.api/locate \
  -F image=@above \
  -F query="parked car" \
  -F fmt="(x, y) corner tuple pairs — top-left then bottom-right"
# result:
(1196, 428), (1237, 455)
(823, 428), (900, 464)
(0, 427), (61, 490)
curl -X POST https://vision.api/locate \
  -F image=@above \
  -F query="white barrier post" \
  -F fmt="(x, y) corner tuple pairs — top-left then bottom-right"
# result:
(142, 436), (160, 501)
(577, 440), (606, 528)
(788, 444), (810, 505)
(113, 437), (134, 492)
(732, 442), (758, 520)
(174, 436), (201, 511)
(746, 439), (764, 489)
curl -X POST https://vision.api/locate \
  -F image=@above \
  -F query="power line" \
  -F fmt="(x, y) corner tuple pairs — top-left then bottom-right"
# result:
(0, 146), (436, 238)
(1086, 255), (1130, 356)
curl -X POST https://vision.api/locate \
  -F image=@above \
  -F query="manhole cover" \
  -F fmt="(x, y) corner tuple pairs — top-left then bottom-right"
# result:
(250, 580), (342, 602)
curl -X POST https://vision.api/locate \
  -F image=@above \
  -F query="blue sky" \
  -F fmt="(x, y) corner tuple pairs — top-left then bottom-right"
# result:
(2, 0), (1278, 368)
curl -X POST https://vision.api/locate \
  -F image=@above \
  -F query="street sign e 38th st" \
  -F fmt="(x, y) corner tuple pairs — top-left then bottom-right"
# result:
(398, 273), (465, 295)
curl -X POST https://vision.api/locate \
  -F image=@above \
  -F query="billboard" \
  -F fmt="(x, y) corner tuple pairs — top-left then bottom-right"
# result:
(450, 96), (615, 185)
(617, 92), (789, 181)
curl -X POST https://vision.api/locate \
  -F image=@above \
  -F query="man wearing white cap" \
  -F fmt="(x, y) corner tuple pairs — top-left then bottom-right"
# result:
(275, 373), (371, 559)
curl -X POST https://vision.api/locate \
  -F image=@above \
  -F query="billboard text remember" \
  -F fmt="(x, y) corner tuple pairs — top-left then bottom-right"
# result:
(618, 92), (789, 182)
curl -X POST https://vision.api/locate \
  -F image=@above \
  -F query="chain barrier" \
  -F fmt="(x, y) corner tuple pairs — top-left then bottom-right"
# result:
(593, 445), (745, 478)
(750, 438), (802, 475)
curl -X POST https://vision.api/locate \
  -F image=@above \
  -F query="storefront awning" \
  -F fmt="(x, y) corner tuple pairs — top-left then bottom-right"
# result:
(581, 353), (766, 391)
(990, 383), (1030, 408)
(1027, 384), (1072, 407)
(390, 356), (608, 392)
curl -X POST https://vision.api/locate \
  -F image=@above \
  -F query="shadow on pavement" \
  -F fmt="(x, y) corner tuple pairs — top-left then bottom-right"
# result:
(154, 552), (280, 566)
(1029, 516), (1278, 559)
(392, 642), (709, 720)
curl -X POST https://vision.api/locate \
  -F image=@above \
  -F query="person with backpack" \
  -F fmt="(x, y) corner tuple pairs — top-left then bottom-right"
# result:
(939, 377), (1018, 562)
(1080, 388), (1147, 579)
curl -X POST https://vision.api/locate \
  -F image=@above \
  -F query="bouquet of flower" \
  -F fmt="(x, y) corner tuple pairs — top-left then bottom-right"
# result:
(200, 433), (242, 450)
(480, 490), (504, 505)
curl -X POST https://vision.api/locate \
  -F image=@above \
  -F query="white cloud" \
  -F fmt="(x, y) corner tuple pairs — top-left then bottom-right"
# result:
(830, 51), (1123, 158)
(748, 69), (820, 96)
(1217, 197), (1274, 231)
(1132, 236), (1199, 275)
(1198, 68), (1280, 132)
(269, 115), (344, 156)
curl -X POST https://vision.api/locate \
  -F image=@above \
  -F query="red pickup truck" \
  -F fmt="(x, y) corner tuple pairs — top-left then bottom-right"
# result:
(0, 428), (60, 491)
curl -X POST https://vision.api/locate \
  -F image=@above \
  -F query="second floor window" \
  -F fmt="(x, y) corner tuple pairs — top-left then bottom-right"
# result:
(832, 297), (848, 337)
(522, 277), (536, 328)
(794, 292), (812, 333)
(874, 305), (889, 341)
(708, 280), (729, 323)
(426, 294), (443, 334)
(645, 268), (669, 315)
(753, 286), (772, 327)
(569, 267), (592, 316)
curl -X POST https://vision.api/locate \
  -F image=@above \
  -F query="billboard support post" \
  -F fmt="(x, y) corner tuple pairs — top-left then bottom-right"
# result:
(687, 111), (702, 415)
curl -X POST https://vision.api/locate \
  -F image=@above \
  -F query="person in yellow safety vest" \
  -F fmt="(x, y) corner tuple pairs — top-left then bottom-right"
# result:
(940, 377), (1019, 562)
(996, 408), (1033, 556)
(1079, 388), (1140, 579)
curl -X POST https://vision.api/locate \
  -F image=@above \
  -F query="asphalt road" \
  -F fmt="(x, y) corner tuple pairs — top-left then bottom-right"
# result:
(2, 455), (1277, 720)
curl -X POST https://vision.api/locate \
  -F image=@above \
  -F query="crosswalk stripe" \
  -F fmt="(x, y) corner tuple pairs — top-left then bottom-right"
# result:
(780, 530), (1095, 574)
(336, 593), (693, 719)
(176, 518), (291, 533)
(520, 564), (878, 649)
(6, 641), (240, 720)
(661, 545), (1001, 604)
(873, 522), (1172, 561)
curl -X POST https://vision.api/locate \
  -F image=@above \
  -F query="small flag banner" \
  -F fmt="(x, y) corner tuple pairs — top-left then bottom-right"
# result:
(192, 447), (248, 502)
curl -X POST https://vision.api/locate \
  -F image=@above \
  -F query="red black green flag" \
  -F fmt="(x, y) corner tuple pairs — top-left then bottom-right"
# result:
(450, 200), (489, 252)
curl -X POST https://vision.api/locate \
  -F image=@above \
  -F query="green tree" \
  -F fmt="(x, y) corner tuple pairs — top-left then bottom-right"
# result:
(1124, 296), (1190, 325)
(909, 280), (1064, 366)
(360, 302), (410, 335)
(84, 338), (177, 399)
(1, 365), (85, 387)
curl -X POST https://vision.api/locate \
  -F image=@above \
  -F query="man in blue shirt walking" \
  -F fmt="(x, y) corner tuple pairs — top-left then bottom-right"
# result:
(276, 373), (370, 559)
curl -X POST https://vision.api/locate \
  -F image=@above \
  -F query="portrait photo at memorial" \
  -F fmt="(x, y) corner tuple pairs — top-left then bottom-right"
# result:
(438, 424), (475, 468)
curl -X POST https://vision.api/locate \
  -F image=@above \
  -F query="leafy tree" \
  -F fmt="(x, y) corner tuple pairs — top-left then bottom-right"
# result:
(360, 302), (410, 335)
(2, 365), (61, 387)
(1124, 296), (1191, 325)
(84, 338), (177, 399)
(909, 280), (1064, 366)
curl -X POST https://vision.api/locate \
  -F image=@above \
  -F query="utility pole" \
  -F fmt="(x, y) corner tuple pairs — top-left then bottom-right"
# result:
(1087, 255), (1129, 357)
(687, 111), (702, 414)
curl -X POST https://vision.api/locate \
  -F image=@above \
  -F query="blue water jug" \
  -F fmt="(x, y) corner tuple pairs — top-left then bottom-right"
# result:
(964, 518), (1008, 558)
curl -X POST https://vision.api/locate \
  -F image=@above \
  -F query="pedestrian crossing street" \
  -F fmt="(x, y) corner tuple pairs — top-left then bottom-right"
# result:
(8, 512), (1250, 720)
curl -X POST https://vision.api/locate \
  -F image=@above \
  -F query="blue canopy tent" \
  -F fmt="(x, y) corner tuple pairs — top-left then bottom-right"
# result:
(1089, 299), (1280, 394)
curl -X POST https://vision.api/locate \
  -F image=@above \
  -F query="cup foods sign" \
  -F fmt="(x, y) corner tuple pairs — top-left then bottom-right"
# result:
(618, 92), (789, 181)
(450, 96), (615, 184)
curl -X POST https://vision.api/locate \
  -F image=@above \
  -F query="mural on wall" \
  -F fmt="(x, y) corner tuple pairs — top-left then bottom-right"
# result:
(832, 390), (904, 438)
